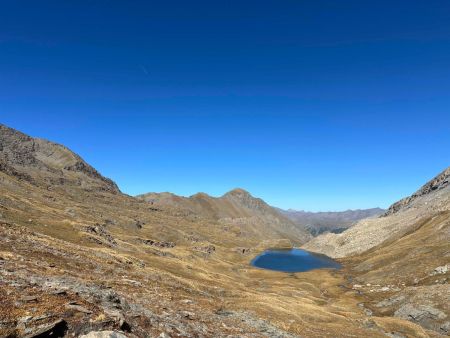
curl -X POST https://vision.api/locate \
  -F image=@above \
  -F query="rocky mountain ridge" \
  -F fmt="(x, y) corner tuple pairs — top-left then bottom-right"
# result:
(304, 167), (450, 258)
(0, 124), (120, 194)
(138, 188), (312, 245)
(383, 167), (450, 216)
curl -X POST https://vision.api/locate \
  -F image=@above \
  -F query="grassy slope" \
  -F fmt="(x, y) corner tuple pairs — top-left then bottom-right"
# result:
(0, 125), (446, 337)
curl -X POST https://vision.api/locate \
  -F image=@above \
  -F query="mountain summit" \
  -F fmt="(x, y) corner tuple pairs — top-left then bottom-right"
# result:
(138, 188), (311, 244)
(223, 188), (251, 197)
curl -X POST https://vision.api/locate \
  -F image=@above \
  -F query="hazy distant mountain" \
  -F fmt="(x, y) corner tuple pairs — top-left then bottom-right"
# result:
(279, 208), (385, 236)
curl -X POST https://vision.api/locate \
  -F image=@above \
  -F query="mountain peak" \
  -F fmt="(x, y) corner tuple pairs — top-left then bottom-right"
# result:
(223, 188), (251, 197)
(190, 192), (213, 199)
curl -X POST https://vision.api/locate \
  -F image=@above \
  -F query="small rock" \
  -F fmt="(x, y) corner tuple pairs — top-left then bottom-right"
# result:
(22, 296), (38, 303)
(395, 304), (447, 322)
(79, 331), (128, 338)
(235, 247), (252, 255)
(65, 208), (76, 217)
(19, 316), (33, 324)
(134, 220), (145, 229)
(23, 319), (68, 338)
(33, 314), (52, 321)
(358, 304), (373, 316)
(440, 321), (450, 334)
(65, 303), (92, 314)
(121, 278), (142, 287)
(138, 238), (175, 248)
(119, 317), (131, 332)
(193, 245), (215, 255)
(182, 311), (196, 320)
(432, 264), (449, 275)
(215, 308), (233, 316)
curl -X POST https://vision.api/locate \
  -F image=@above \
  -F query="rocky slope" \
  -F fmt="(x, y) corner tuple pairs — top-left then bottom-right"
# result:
(138, 189), (312, 245)
(383, 167), (450, 216)
(279, 208), (384, 235)
(303, 167), (450, 334)
(0, 124), (447, 337)
(0, 124), (119, 194)
(303, 167), (450, 258)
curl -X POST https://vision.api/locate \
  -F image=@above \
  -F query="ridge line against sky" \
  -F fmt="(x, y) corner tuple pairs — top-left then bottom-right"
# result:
(1, 1), (450, 211)
(1, 119), (448, 212)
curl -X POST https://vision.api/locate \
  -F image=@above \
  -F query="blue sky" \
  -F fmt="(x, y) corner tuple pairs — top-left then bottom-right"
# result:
(1, 1), (450, 211)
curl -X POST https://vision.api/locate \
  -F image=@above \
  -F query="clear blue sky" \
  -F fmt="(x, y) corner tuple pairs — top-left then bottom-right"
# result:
(1, 1), (450, 211)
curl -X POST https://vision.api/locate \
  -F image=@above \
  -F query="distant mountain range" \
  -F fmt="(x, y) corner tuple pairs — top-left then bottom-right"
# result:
(278, 208), (385, 235)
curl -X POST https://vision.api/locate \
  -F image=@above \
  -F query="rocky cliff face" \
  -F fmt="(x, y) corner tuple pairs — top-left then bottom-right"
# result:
(0, 124), (120, 194)
(383, 167), (450, 216)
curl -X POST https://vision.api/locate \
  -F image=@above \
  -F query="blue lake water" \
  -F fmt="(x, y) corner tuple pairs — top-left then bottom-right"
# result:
(251, 248), (341, 273)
